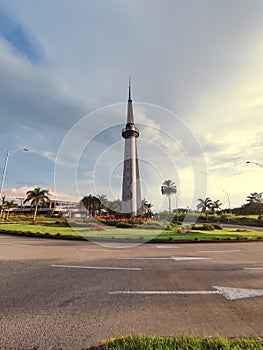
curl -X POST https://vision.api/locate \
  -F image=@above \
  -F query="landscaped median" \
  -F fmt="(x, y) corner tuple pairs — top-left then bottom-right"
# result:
(88, 335), (263, 350)
(0, 219), (262, 242)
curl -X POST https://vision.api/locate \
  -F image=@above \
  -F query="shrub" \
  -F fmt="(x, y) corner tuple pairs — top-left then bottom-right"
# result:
(213, 223), (223, 230)
(202, 224), (215, 231)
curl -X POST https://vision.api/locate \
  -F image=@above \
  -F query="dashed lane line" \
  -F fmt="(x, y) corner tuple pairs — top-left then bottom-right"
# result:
(51, 264), (141, 271)
(198, 250), (241, 253)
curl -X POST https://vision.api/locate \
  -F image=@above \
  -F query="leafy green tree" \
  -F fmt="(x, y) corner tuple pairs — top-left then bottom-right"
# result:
(161, 180), (177, 213)
(81, 195), (101, 216)
(0, 195), (5, 218)
(107, 199), (122, 214)
(3, 200), (17, 220)
(245, 192), (263, 214)
(24, 187), (51, 221)
(197, 197), (212, 221)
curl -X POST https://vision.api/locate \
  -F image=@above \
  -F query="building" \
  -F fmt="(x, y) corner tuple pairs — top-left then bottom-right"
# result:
(121, 80), (142, 216)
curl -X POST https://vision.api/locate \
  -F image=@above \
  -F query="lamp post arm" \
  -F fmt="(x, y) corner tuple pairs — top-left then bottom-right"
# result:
(246, 161), (263, 168)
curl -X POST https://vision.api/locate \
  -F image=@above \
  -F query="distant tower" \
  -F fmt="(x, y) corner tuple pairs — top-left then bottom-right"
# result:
(121, 80), (142, 216)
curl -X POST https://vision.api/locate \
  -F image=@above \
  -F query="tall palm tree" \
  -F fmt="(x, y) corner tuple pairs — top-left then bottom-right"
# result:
(24, 187), (51, 221)
(197, 197), (212, 221)
(161, 180), (177, 213)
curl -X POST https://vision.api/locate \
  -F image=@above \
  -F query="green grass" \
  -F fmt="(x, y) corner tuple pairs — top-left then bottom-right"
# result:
(0, 222), (262, 242)
(89, 335), (263, 350)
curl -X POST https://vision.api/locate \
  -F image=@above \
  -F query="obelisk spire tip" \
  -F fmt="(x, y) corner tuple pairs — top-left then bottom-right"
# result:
(128, 77), (132, 101)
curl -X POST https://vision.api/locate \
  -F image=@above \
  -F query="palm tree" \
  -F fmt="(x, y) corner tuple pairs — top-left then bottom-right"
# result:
(24, 187), (51, 221)
(197, 197), (212, 221)
(210, 199), (223, 214)
(3, 200), (17, 220)
(141, 199), (153, 218)
(161, 180), (177, 213)
(97, 194), (108, 207)
(97, 194), (108, 214)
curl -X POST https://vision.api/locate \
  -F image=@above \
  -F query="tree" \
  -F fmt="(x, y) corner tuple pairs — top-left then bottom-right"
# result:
(245, 192), (263, 214)
(0, 195), (5, 218)
(96, 194), (108, 214)
(161, 180), (177, 213)
(81, 195), (101, 216)
(96, 194), (108, 207)
(3, 200), (17, 220)
(211, 199), (223, 214)
(107, 199), (122, 215)
(24, 187), (51, 221)
(141, 198), (153, 218)
(197, 197), (212, 221)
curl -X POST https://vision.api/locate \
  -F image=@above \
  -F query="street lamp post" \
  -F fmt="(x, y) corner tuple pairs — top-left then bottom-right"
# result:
(246, 161), (263, 168)
(0, 148), (29, 199)
(223, 190), (232, 215)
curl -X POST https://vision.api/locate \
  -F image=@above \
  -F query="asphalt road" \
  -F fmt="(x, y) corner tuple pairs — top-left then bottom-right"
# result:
(0, 234), (262, 350)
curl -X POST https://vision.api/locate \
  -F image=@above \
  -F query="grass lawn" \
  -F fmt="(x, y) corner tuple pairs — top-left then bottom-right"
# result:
(0, 222), (262, 242)
(89, 335), (263, 350)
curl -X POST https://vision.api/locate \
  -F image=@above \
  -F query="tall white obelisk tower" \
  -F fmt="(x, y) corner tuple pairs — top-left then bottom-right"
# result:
(121, 80), (142, 217)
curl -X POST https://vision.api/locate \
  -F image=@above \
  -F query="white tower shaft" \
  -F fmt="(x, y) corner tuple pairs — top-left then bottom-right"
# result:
(121, 81), (141, 216)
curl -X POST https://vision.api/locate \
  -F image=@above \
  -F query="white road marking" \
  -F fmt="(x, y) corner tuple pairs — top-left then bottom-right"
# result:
(118, 256), (210, 261)
(110, 286), (263, 300)
(0, 243), (30, 247)
(118, 257), (173, 260)
(51, 264), (141, 271)
(110, 290), (219, 295)
(198, 250), (240, 253)
(171, 257), (211, 261)
(244, 267), (263, 270)
(155, 246), (182, 249)
(82, 248), (126, 252)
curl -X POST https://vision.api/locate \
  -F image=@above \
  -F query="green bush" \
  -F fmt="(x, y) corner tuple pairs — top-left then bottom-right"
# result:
(202, 223), (215, 231)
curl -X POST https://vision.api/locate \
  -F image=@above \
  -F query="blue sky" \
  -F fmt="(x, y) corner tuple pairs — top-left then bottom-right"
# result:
(0, 0), (262, 210)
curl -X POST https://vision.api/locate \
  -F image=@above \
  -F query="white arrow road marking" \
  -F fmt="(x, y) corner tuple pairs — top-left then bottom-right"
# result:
(213, 286), (263, 300)
(51, 264), (141, 271)
(110, 286), (263, 300)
